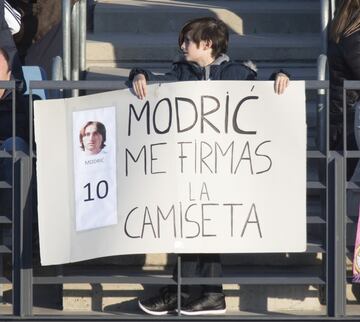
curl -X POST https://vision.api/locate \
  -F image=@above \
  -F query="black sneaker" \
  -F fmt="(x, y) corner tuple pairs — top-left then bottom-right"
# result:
(180, 293), (226, 315)
(138, 287), (178, 315)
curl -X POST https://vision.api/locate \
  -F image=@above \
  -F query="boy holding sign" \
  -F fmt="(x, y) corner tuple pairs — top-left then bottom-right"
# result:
(128, 17), (289, 316)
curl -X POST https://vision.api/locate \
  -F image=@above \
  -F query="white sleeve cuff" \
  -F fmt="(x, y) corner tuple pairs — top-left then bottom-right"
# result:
(4, 0), (21, 35)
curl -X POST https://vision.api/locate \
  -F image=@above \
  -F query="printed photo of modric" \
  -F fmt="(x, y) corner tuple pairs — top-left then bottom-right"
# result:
(79, 121), (107, 156)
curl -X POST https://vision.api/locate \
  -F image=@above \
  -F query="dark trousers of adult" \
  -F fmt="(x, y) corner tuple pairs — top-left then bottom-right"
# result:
(171, 254), (223, 297)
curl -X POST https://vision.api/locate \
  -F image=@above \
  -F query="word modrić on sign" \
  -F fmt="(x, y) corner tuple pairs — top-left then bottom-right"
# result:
(128, 94), (259, 135)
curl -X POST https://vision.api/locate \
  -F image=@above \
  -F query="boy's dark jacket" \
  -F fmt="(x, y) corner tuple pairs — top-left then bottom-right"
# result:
(128, 54), (258, 83)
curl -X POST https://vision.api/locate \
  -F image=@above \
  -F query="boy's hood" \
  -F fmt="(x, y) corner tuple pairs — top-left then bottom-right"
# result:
(174, 53), (230, 66)
(242, 60), (258, 73)
(211, 53), (230, 65)
(212, 55), (258, 73)
(204, 54), (230, 79)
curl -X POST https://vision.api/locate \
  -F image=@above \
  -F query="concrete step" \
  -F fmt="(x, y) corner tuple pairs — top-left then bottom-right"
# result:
(86, 32), (321, 66)
(62, 283), (325, 313)
(61, 282), (360, 315)
(94, 0), (321, 34)
(47, 264), (327, 313)
(2, 282), (360, 315)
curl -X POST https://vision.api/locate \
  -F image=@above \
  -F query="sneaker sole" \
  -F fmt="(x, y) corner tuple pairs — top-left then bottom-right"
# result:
(138, 300), (174, 316)
(179, 308), (226, 316)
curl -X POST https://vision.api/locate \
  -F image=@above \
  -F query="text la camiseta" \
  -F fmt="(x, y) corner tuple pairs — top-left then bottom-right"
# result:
(123, 200), (263, 240)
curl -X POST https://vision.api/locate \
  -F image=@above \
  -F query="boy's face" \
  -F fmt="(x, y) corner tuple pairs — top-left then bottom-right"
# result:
(180, 34), (213, 66)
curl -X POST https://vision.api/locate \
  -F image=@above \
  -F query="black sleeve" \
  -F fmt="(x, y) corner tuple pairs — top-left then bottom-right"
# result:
(221, 63), (257, 80)
(342, 34), (360, 81)
(269, 69), (291, 80)
(128, 64), (180, 86)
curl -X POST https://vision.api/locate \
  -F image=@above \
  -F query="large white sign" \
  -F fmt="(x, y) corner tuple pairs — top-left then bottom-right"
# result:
(34, 81), (307, 265)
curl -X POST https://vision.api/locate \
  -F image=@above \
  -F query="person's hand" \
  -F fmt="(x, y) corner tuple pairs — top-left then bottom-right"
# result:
(132, 73), (147, 99)
(274, 72), (289, 95)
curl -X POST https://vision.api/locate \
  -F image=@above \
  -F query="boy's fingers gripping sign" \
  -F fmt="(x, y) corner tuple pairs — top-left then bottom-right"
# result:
(133, 74), (147, 99)
(274, 73), (289, 95)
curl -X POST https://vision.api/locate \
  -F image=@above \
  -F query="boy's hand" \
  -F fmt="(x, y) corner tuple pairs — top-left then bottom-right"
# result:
(274, 72), (289, 95)
(132, 73), (147, 99)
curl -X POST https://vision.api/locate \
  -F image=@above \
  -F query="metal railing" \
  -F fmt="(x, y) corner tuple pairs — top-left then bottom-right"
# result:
(318, 0), (330, 153)
(4, 80), (358, 319)
(62, 0), (71, 81)
(1, 79), (360, 319)
(320, 0), (330, 54)
(62, 0), (87, 83)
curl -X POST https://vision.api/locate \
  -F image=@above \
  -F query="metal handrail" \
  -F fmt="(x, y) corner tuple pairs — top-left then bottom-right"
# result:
(79, 0), (87, 79)
(317, 54), (328, 155)
(51, 56), (65, 98)
(51, 56), (64, 81)
(71, 0), (80, 96)
(318, 0), (330, 154)
(62, 0), (71, 81)
(62, 0), (87, 83)
(317, 54), (328, 88)
(331, 0), (336, 19)
(320, 0), (330, 54)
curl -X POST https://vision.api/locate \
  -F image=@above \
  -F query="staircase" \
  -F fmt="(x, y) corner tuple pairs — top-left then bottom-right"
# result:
(85, 0), (322, 83)
(46, 0), (329, 315)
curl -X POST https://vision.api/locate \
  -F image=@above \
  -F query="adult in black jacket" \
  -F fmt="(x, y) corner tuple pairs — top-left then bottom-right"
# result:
(328, 0), (360, 157)
(0, 47), (29, 216)
(0, 47), (28, 143)
(0, 0), (25, 92)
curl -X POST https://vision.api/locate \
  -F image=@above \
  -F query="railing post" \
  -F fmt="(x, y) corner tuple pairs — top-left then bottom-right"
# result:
(62, 0), (71, 82)
(330, 0), (336, 19)
(12, 157), (21, 315)
(327, 151), (346, 317)
(21, 155), (33, 316)
(177, 255), (182, 316)
(79, 0), (87, 80)
(71, 1), (80, 96)
(51, 56), (64, 81)
(317, 54), (328, 155)
(12, 155), (33, 316)
(51, 56), (64, 99)
(320, 0), (329, 54)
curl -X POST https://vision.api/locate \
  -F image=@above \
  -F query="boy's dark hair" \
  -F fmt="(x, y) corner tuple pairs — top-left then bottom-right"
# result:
(178, 17), (229, 58)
